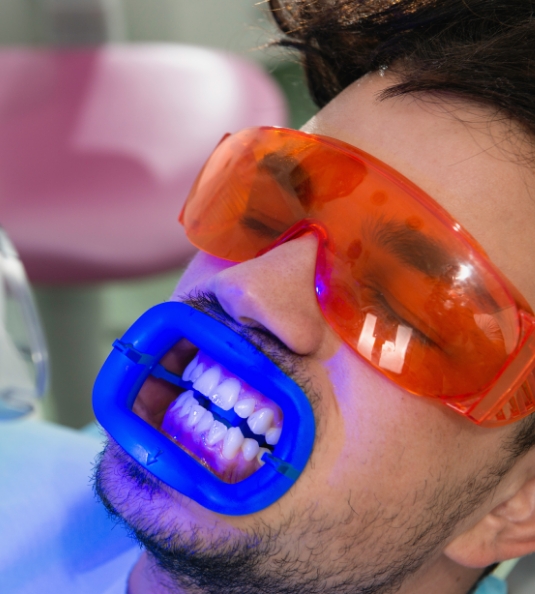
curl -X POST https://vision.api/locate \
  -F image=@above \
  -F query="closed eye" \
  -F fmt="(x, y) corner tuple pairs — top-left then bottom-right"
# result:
(239, 214), (287, 240)
(363, 288), (438, 348)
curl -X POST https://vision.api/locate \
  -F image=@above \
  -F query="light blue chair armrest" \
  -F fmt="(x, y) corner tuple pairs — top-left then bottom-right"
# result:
(0, 419), (140, 594)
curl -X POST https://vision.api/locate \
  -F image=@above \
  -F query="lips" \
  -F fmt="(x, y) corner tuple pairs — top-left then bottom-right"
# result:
(132, 341), (284, 484)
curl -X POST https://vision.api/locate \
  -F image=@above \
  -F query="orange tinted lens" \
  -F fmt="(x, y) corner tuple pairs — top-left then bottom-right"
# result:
(315, 186), (517, 400)
(181, 127), (524, 404)
(181, 128), (311, 260)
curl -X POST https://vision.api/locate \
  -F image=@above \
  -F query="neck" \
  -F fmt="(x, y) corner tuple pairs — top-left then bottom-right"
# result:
(128, 552), (182, 594)
(128, 551), (486, 594)
(396, 555), (485, 594)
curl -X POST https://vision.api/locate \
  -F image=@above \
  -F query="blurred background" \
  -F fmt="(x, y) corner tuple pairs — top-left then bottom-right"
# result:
(0, 0), (317, 428)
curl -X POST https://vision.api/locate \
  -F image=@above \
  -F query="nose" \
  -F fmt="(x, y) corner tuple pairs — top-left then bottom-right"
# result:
(205, 233), (328, 356)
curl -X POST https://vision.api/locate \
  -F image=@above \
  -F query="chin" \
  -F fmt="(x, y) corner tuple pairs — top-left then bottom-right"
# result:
(94, 436), (240, 540)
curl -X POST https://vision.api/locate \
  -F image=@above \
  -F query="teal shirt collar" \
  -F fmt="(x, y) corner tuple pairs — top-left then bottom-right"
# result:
(473, 574), (507, 594)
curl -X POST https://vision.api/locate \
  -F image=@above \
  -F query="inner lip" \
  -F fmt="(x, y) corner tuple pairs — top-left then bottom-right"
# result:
(132, 338), (284, 483)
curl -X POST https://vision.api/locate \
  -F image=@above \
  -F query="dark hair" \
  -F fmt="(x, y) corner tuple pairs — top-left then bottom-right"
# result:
(268, 0), (535, 455)
(269, 0), (535, 139)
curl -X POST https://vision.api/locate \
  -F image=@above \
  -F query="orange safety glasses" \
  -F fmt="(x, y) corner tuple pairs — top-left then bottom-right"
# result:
(179, 127), (535, 427)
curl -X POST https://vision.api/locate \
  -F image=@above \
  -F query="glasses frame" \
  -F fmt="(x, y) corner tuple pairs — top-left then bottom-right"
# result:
(180, 126), (535, 427)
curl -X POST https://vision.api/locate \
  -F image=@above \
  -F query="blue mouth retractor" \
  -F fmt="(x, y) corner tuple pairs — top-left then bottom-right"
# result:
(92, 302), (316, 515)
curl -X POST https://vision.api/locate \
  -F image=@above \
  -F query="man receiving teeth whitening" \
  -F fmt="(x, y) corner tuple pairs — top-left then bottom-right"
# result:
(93, 1), (535, 593)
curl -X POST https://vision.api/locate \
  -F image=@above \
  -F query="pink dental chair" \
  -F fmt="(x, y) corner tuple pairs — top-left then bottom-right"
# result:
(0, 44), (287, 427)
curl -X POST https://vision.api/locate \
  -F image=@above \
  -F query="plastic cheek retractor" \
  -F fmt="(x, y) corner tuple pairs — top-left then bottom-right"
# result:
(92, 302), (316, 516)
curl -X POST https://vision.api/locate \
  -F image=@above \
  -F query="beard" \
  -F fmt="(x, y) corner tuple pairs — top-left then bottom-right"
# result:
(94, 437), (506, 594)
(93, 292), (510, 594)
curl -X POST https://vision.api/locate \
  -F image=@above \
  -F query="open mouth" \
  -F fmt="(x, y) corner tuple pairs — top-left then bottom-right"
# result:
(132, 339), (284, 484)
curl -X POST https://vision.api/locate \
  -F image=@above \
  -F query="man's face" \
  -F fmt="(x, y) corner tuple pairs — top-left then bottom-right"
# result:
(95, 74), (535, 594)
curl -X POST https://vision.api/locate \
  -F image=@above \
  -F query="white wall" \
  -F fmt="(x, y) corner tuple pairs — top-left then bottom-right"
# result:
(0, 0), (276, 62)
(123, 0), (274, 58)
(0, 0), (36, 44)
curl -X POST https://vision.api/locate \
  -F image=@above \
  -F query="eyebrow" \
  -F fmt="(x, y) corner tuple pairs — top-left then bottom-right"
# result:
(367, 217), (507, 315)
(366, 216), (455, 278)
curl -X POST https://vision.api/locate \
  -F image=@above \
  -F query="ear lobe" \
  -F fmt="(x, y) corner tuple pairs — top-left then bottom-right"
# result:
(445, 476), (535, 568)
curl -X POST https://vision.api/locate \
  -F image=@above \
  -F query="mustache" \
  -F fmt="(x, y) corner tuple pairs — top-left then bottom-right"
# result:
(178, 290), (320, 411)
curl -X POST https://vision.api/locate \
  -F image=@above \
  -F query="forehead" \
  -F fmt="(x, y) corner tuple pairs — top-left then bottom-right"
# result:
(303, 73), (535, 309)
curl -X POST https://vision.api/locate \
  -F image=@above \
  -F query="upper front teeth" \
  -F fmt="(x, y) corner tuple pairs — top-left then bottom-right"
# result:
(247, 408), (274, 435)
(234, 398), (255, 418)
(182, 353), (199, 381)
(210, 378), (241, 411)
(192, 366), (221, 395)
(189, 362), (205, 382)
(186, 358), (242, 411)
(265, 427), (281, 445)
(174, 354), (283, 458)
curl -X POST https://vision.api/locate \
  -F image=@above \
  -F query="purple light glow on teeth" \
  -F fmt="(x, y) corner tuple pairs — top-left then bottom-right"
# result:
(194, 410), (214, 434)
(158, 350), (284, 484)
(192, 365), (221, 395)
(242, 438), (260, 461)
(247, 408), (274, 435)
(182, 353), (199, 381)
(234, 398), (255, 418)
(206, 421), (227, 446)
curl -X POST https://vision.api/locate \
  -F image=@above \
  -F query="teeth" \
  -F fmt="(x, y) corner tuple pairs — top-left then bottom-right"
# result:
(222, 427), (244, 460)
(189, 362), (205, 383)
(206, 421), (228, 446)
(257, 447), (270, 466)
(176, 353), (283, 471)
(234, 398), (255, 419)
(210, 378), (241, 411)
(265, 427), (281, 445)
(247, 407), (274, 435)
(193, 366), (221, 396)
(169, 390), (193, 413)
(182, 353), (199, 381)
(194, 409), (214, 434)
(186, 404), (207, 428)
(241, 438), (260, 461)
(177, 390), (196, 417)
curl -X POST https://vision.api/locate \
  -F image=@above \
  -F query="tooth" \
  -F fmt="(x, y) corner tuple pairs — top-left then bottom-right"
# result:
(189, 362), (205, 383)
(186, 404), (207, 428)
(257, 447), (270, 466)
(182, 353), (199, 381)
(193, 366), (221, 396)
(210, 378), (241, 411)
(177, 391), (196, 417)
(222, 427), (244, 460)
(265, 427), (281, 445)
(169, 390), (194, 412)
(234, 398), (255, 419)
(247, 408), (274, 435)
(194, 410), (214, 434)
(241, 438), (260, 461)
(206, 421), (227, 446)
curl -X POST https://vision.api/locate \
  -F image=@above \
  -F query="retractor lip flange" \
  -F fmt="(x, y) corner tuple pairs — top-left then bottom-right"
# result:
(92, 301), (316, 515)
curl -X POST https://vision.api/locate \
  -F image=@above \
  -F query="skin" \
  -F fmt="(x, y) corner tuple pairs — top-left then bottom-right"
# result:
(96, 73), (535, 594)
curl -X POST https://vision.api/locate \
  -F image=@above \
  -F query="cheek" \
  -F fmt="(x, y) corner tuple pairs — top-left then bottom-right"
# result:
(171, 252), (235, 300)
(320, 346), (482, 498)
